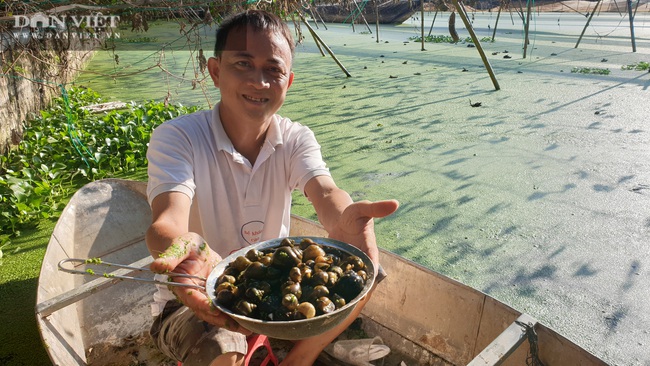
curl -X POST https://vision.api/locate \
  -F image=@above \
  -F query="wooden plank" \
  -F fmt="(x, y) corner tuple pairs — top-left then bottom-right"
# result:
(35, 256), (153, 318)
(474, 297), (529, 366)
(467, 313), (537, 366)
(289, 214), (328, 237)
(366, 250), (486, 364)
(535, 322), (609, 366)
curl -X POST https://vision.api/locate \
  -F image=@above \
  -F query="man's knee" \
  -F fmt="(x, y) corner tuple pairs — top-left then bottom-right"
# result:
(209, 352), (244, 366)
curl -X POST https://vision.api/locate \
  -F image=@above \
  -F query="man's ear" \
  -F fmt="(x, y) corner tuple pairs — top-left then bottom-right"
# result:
(287, 72), (294, 89)
(207, 57), (220, 88)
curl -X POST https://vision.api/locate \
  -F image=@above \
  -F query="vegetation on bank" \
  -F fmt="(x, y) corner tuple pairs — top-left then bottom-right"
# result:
(0, 88), (197, 364)
(0, 87), (200, 239)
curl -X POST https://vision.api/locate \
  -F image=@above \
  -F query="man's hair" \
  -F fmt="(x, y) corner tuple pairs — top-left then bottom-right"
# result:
(214, 10), (295, 58)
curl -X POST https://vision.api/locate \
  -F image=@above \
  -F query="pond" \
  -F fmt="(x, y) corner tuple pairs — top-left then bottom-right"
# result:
(76, 13), (650, 365)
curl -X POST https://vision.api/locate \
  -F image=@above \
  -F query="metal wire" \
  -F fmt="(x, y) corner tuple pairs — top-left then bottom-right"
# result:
(515, 320), (545, 366)
(58, 257), (206, 289)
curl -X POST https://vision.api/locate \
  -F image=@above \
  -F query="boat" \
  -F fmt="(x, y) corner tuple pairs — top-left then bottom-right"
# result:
(35, 178), (607, 365)
(308, 0), (420, 25)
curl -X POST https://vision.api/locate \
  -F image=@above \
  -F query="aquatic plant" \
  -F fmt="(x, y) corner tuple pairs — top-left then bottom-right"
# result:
(570, 67), (611, 75)
(0, 87), (200, 238)
(409, 34), (492, 44)
(621, 61), (649, 71)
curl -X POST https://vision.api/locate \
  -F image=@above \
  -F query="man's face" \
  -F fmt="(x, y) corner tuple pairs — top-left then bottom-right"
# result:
(208, 25), (294, 126)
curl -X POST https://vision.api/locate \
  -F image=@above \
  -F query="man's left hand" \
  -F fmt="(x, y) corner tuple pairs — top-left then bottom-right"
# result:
(327, 199), (399, 265)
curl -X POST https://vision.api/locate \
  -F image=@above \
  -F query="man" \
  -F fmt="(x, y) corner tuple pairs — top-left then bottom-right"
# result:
(145, 9), (399, 366)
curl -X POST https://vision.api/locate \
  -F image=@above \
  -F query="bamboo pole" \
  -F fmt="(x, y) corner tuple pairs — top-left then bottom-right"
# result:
(522, 0), (532, 58)
(451, 0), (501, 90)
(352, 0), (373, 33)
(375, 0), (380, 42)
(421, 0), (425, 50)
(306, 17), (326, 56)
(428, 10), (438, 37)
(308, 4), (320, 29)
(575, 0), (602, 48)
(492, 5), (502, 41)
(308, 3), (328, 30)
(627, 0), (637, 52)
(299, 12), (352, 77)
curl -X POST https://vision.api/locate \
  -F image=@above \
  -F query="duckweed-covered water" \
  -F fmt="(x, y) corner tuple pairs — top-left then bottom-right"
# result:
(76, 12), (650, 365)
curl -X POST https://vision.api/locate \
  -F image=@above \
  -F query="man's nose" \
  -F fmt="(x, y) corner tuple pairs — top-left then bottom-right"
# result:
(248, 69), (270, 89)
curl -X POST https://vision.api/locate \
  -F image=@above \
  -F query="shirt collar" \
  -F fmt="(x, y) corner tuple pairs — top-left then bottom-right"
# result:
(265, 114), (282, 148)
(212, 102), (284, 153)
(212, 103), (232, 153)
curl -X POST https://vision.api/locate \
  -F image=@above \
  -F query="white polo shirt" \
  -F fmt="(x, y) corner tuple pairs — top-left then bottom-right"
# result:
(146, 103), (331, 315)
(147, 102), (330, 253)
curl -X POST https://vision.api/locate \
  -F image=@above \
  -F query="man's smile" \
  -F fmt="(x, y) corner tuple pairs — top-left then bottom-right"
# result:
(243, 94), (269, 103)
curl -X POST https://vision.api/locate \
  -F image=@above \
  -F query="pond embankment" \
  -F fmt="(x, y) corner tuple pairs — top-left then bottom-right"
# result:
(0, 34), (95, 154)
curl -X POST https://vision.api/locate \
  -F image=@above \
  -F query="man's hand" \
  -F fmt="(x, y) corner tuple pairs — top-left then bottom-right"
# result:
(305, 176), (399, 266)
(150, 233), (251, 335)
(327, 199), (399, 265)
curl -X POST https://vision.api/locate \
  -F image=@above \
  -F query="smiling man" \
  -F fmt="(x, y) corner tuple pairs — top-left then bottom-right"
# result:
(145, 9), (398, 366)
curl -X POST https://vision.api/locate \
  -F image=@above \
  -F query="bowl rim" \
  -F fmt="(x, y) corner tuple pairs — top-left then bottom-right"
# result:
(206, 236), (376, 327)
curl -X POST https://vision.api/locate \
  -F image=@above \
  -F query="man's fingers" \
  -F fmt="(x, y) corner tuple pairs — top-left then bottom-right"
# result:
(355, 199), (399, 219)
(150, 247), (188, 273)
(190, 295), (252, 335)
(373, 199), (399, 218)
(150, 235), (218, 274)
(220, 316), (252, 335)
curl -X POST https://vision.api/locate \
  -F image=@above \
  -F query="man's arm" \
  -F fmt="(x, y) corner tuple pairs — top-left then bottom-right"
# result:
(303, 175), (399, 265)
(146, 191), (249, 333)
(279, 176), (398, 366)
(146, 191), (191, 258)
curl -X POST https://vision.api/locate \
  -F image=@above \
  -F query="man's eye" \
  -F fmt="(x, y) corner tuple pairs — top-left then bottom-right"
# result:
(268, 67), (283, 74)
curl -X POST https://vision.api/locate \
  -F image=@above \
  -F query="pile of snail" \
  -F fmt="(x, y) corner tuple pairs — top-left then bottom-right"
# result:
(214, 237), (369, 321)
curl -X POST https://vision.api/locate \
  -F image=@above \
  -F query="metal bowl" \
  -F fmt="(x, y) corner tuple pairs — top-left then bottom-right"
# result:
(206, 236), (375, 340)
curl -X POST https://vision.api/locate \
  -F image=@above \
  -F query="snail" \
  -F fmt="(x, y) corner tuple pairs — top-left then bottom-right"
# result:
(215, 238), (368, 321)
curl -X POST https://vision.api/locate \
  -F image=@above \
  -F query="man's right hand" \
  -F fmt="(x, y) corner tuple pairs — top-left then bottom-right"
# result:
(150, 233), (252, 335)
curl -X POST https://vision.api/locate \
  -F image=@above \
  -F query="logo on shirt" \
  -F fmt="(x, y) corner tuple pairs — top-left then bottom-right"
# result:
(241, 221), (264, 245)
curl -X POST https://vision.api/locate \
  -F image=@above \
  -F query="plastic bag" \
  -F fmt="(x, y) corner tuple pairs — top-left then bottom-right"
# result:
(325, 336), (391, 366)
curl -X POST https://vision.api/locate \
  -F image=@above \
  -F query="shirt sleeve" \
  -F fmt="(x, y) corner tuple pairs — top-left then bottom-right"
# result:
(287, 122), (331, 194)
(146, 121), (197, 205)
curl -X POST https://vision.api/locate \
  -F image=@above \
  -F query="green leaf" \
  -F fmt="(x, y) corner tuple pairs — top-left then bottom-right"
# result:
(0, 86), (200, 237)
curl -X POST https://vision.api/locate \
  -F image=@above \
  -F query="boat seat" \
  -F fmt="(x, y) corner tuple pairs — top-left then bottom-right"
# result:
(177, 334), (278, 366)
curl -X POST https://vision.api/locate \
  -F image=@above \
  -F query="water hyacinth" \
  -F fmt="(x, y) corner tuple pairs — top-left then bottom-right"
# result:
(0, 86), (200, 236)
